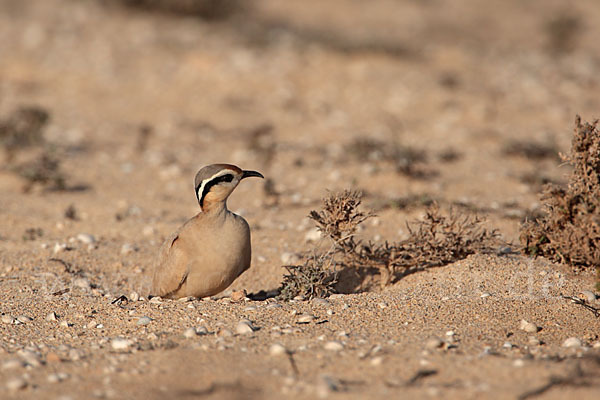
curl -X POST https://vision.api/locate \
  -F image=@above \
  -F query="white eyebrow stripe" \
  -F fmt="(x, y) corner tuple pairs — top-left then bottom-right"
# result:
(196, 169), (237, 209)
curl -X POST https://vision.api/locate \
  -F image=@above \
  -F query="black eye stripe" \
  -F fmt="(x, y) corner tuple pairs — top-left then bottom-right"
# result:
(198, 173), (234, 207)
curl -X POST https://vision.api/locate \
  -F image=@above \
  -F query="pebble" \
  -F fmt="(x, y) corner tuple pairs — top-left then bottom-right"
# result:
(528, 337), (541, 346)
(218, 328), (233, 337)
(503, 342), (514, 349)
(47, 372), (69, 383)
(269, 343), (288, 356)
(16, 315), (32, 324)
(76, 233), (96, 244)
(562, 337), (582, 348)
(324, 341), (344, 352)
(231, 290), (247, 302)
(2, 359), (24, 370)
(519, 320), (539, 333)
(236, 320), (255, 335)
(2, 315), (14, 324)
(53, 243), (67, 254)
(137, 316), (152, 326)
(579, 290), (597, 303)
(6, 377), (27, 391)
(46, 352), (61, 363)
(18, 350), (42, 367)
(312, 298), (329, 306)
(297, 314), (315, 324)
(46, 312), (58, 321)
(378, 302), (388, 309)
(121, 243), (136, 255)
(425, 338), (444, 350)
(129, 292), (140, 302)
(183, 327), (198, 339)
(73, 277), (90, 290)
(195, 326), (209, 335)
(370, 356), (384, 366)
(60, 320), (71, 328)
(149, 297), (162, 304)
(142, 226), (155, 236)
(111, 337), (132, 351)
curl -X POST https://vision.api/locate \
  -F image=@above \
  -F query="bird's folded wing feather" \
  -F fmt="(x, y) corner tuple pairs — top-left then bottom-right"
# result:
(151, 232), (189, 298)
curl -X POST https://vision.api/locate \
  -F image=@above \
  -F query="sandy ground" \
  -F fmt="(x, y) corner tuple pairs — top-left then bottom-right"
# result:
(1, 0), (600, 398)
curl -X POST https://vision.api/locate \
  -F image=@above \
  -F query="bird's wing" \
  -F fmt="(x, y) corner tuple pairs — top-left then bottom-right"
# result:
(150, 231), (189, 298)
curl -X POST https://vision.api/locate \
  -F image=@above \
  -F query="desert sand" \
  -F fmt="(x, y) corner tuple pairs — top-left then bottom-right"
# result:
(1, 1), (600, 399)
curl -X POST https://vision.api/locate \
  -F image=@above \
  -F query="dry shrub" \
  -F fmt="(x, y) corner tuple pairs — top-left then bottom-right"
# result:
(16, 151), (67, 192)
(279, 190), (500, 298)
(278, 255), (338, 301)
(521, 116), (600, 275)
(545, 12), (582, 54)
(104, 0), (244, 20)
(503, 139), (559, 161)
(0, 106), (49, 161)
(345, 137), (432, 178)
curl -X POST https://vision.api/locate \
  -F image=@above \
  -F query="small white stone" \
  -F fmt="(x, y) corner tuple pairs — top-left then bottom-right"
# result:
(513, 359), (525, 367)
(142, 226), (155, 236)
(324, 341), (344, 352)
(378, 302), (388, 309)
(236, 320), (254, 335)
(137, 316), (152, 326)
(76, 233), (96, 244)
(2, 359), (24, 370)
(2, 314), (18, 324)
(18, 350), (42, 367)
(73, 277), (90, 290)
(579, 290), (597, 303)
(519, 320), (538, 333)
(121, 243), (136, 255)
(59, 320), (71, 328)
(297, 314), (315, 324)
(47, 372), (69, 383)
(269, 343), (288, 356)
(183, 327), (197, 338)
(111, 337), (132, 351)
(129, 292), (139, 302)
(445, 331), (455, 337)
(149, 296), (162, 304)
(304, 228), (322, 243)
(53, 243), (67, 254)
(6, 377), (27, 391)
(370, 356), (384, 366)
(46, 312), (58, 321)
(425, 338), (444, 350)
(562, 337), (582, 348)
(16, 315), (32, 324)
(195, 326), (209, 335)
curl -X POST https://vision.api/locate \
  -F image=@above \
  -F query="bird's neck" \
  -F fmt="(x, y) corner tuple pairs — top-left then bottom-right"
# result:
(200, 200), (228, 215)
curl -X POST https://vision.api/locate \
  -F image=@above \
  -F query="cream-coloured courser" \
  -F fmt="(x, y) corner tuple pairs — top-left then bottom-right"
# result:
(150, 164), (263, 299)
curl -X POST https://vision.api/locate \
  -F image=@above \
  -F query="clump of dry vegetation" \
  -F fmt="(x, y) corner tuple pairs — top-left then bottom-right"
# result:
(345, 137), (433, 178)
(278, 255), (338, 301)
(502, 138), (559, 161)
(0, 106), (49, 161)
(521, 117), (600, 278)
(279, 190), (500, 299)
(16, 151), (67, 192)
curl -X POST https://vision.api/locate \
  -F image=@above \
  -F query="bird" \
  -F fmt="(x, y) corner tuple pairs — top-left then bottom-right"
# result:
(150, 163), (264, 299)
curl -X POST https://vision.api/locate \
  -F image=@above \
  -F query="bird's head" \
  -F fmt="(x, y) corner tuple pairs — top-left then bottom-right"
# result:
(194, 164), (264, 212)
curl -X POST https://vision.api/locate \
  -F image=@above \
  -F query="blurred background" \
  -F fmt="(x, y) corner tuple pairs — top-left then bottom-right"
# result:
(1, 0), (599, 292)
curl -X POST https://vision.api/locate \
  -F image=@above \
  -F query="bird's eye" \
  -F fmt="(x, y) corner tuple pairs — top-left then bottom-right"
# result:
(218, 174), (234, 184)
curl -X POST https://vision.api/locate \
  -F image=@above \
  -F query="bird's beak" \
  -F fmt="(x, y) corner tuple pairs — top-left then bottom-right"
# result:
(241, 170), (264, 180)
